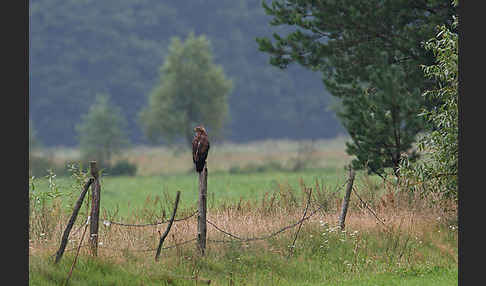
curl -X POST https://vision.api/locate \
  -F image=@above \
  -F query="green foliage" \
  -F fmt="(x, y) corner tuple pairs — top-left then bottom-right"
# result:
(29, 156), (55, 178)
(139, 32), (233, 146)
(106, 159), (138, 176)
(29, 171), (66, 240)
(30, 1), (340, 146)
(257, 0), (456, 178)
(339, 59), (424, 178)
(400, 8), (458, 200)
(76, 94), (130, 168)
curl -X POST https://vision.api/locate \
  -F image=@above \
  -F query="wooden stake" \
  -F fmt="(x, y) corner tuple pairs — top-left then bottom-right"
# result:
(89, 161), (101, 256)
(155, 191), (181, 261)
(55, 178), (93, 264)
(197, 167), (208, 255)
(339, 167), (356, 230)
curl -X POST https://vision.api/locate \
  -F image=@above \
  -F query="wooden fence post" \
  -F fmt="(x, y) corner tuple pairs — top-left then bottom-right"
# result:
(54, 178), (93, 264)
(89, 161), (101, 256)
(197, 167), (208, 255)
(339, 167), (356, 230)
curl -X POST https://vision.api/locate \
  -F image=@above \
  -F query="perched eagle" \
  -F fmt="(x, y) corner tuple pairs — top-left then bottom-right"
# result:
(192, 126), (210, 173)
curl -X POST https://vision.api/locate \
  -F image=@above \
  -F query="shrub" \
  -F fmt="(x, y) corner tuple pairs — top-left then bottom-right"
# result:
(106, 160), (137, 176)
(29, 155), (71, 177)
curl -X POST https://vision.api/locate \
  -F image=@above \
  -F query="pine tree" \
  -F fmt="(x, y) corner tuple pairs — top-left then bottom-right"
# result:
(256, 0), (456, 178)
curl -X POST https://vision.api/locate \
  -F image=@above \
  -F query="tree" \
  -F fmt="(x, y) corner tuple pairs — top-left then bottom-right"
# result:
(400, 5), (458, 200)
(338, 59), (424, 178)
(139, 32), (233, 146)
(76, 94), (130, 168)
(30, 1), (343, 147)
(256, 0), (456, 178)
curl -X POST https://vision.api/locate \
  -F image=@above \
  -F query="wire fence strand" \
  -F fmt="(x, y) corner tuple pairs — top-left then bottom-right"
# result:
(105, 210), (198, 227)
(206, 203), (325, 243)
(98, 238), (198, 253)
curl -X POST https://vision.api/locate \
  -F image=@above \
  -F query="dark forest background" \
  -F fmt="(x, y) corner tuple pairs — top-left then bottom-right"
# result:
(29, 0), (344, 147)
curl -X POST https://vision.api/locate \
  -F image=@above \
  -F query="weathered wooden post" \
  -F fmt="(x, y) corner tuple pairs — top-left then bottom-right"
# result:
(197, 166), (208, 255)
(54, 178), (94, 264)
(89, 161), (101, 256)
(339, 167), (356, 230)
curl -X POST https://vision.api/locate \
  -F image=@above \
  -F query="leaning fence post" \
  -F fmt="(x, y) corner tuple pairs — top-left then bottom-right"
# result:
(197, 166), (208, 255)
(89, 161), (101, 256)
(155, 191), (181, 261)
(54, 178), (93, 264)
(339, 167), (356, 230)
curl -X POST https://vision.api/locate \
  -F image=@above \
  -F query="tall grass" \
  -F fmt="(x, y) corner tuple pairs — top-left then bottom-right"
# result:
(29, 138), (457, 285)
(29, 170), (457, 285)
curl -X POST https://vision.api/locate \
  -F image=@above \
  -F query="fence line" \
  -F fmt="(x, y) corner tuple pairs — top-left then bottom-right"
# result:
(97, 238), (199, 253)
(52, 165), (365, 260)
(352, 186), (389, 229)
(104, 210), (198, 227)
(56, 203), (325, 254)
(205, 202), (325, 243)
(51, 237), (199, 256)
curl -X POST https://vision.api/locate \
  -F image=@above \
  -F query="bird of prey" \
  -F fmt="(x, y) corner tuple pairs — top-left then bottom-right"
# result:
(192, 126), (210, 173)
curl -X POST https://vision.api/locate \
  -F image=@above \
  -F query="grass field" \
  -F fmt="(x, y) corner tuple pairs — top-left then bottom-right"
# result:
(29, 138), (458, 285)
(32, 167), (357, 217)
(32, 137), (356, 216)
(29, 201), (458, 285)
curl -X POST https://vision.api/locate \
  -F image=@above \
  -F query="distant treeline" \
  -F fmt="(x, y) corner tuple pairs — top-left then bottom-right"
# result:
(29, 0), (344, 146)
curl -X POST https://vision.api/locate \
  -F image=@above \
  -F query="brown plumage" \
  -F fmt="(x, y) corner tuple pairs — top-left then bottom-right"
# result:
(192, 126), (210, 173)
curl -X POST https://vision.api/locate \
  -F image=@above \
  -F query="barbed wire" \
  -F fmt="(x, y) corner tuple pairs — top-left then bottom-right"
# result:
(49, 238), (198, 256)
(351, 186), (389, 229)
(50, 176), (353, 257)
(97, 238), (199, 253)
(57, 187), (387, 255)
(104, 210), (198, 227)
(206, 203), (325, 243)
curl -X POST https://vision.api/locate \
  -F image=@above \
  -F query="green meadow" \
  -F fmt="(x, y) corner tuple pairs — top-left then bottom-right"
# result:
(32, 167), (354, 217)
(29, 139), (457, 285)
